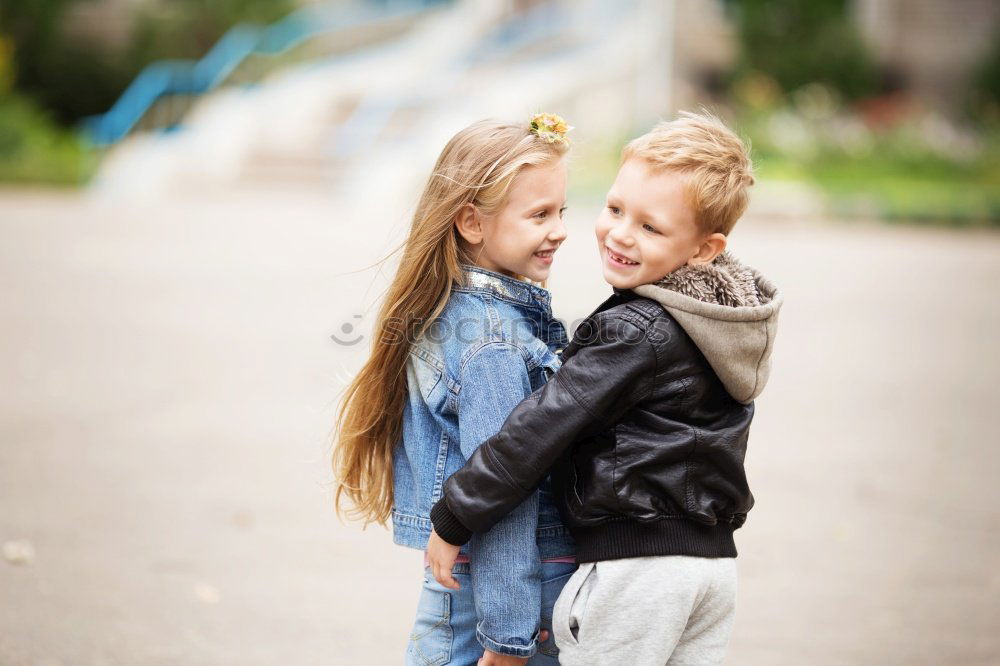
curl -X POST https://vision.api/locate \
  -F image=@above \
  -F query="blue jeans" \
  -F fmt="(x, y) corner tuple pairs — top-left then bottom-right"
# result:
(405, 561), (578, 665)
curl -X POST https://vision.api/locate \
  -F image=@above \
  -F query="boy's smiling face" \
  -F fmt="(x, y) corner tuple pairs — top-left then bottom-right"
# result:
(595, 158), (723, 289)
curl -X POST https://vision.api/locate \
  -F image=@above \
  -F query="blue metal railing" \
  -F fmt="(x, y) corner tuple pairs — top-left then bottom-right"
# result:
(82, 1), (448, 146)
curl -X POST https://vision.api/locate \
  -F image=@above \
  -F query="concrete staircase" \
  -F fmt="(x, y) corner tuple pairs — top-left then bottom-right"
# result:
(88, 0), (671, 204)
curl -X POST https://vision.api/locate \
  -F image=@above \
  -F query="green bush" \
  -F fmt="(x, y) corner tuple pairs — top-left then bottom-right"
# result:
(0, 0), (293, 184)
(743, 106), (1000, 227)
(0, 93), (95, 185)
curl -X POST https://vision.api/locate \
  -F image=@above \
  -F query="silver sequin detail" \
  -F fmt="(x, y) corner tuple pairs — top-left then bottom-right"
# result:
(460, 267), (550, 307)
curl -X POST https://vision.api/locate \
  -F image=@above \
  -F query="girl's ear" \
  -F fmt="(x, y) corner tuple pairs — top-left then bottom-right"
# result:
(687, 233), (727, 266)
(455, 203), (485, 245)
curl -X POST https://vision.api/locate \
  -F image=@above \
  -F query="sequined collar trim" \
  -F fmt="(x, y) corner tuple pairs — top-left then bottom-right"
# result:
(457, 264), (552, 309)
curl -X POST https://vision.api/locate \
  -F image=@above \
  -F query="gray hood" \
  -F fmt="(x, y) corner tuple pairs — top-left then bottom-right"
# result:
(631, 252), (782, 404)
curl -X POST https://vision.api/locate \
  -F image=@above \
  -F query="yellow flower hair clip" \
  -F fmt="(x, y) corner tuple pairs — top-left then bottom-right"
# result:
(530, 112), (573, 146)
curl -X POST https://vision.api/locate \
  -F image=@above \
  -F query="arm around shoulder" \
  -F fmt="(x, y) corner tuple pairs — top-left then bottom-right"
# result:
(432, 313), (659, 542)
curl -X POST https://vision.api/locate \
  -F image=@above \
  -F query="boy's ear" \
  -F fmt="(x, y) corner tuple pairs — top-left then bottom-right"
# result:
(455, 204), (485, 245)
(687, 233), (727, 266)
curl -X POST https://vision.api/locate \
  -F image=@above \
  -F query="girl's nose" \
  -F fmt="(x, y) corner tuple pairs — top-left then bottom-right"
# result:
(548, 217), (568, 242)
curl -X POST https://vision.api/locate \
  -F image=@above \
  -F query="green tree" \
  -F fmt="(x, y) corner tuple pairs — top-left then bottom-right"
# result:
(726, 0), (878, 101)
(0, 0), (131, 123)
(967, 29), (1000, 124)
(0, 0), (294, 126)
(126, 0), (295, 67)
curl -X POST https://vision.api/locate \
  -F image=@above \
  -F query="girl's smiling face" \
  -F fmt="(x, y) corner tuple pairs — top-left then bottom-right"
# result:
(458, 160), (568, 282)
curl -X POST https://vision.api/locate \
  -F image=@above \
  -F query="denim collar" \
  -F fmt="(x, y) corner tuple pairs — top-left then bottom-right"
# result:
(458, 264), (553, 311)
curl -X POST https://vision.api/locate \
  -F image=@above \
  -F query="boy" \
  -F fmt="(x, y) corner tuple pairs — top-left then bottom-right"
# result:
(427, 111), (783, 665)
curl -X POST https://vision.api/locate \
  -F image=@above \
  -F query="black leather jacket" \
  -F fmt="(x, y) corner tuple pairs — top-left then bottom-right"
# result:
(431, 288), (748, 561)
(431, 246), (783, 562)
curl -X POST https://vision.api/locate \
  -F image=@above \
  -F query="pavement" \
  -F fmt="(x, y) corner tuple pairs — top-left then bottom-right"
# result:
(1, 187), (998, 665)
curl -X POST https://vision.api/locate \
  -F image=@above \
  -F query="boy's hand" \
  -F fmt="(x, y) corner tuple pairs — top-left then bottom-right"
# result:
(427, 528), (462, 590)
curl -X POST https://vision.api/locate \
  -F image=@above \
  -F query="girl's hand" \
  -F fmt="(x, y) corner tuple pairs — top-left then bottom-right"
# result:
(478, 649), (529, 665)
(476, 631), (551, 666)
(427, 528), (462, 590)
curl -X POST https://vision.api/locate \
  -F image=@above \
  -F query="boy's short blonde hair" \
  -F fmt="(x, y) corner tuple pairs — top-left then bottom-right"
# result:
(622, 111), (754, 236)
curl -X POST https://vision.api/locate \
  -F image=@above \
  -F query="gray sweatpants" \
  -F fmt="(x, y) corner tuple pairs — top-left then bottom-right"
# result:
(551, 556), (737, 666)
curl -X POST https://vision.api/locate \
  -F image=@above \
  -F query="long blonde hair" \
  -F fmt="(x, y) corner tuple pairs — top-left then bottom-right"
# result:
(332, 119), (569, 526)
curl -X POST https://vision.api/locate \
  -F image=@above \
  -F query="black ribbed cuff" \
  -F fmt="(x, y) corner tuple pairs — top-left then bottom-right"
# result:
(430, 497), (473, 546)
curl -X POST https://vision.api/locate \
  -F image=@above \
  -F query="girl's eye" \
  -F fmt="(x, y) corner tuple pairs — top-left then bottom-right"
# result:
(643, 223), (659, 234)
(559, 207), (568, 217)
(608, 206), (621, 215)
(534, 210), (547, 219)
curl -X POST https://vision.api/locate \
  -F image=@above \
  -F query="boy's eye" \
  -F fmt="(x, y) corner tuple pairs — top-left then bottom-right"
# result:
(608, 206), (621, 215)
(643, 223), (659, 234)
(534, 210), (547, 219)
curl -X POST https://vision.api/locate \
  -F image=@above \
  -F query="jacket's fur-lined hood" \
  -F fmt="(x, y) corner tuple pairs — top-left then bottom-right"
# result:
(631, 251), (782, 404)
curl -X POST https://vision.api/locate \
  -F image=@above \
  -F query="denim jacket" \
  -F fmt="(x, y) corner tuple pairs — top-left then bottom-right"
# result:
(392, 264), (576, 657)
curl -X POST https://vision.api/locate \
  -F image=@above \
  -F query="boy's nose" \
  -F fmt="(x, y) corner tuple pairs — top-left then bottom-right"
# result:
(607, 225), (632, 246)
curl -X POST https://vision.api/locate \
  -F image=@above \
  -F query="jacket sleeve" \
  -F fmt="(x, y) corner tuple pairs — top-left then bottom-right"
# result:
(431, 315), (658, 545)
(456, 341), (544, 657)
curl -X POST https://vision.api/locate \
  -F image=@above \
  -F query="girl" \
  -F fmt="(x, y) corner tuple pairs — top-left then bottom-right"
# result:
(333, 114), (578, 665)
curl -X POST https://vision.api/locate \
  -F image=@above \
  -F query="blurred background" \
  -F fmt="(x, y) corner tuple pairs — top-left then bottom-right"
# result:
(1, 0), (998, 664)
